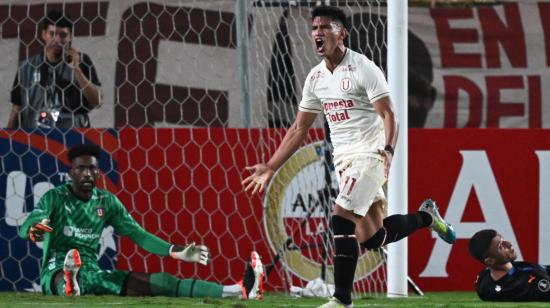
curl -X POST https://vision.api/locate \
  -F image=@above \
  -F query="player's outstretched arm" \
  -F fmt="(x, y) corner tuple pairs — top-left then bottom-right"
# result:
(109, 193), (211, 265)
(170, 243), (210, 265)
(242, 111), (317, 194)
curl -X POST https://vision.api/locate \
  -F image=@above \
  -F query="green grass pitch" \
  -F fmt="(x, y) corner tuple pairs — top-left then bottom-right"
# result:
(1, 292), (549, 307)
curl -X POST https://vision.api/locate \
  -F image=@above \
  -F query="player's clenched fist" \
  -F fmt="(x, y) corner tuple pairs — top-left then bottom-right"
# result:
(170, 242), (210, 265)
(28, 219), (53, 242)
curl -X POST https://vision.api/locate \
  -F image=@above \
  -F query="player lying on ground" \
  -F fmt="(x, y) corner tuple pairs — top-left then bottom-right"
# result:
(242, 5), (456, 308)
(469, 229), (550, 301)
(19, 144), (264, 299)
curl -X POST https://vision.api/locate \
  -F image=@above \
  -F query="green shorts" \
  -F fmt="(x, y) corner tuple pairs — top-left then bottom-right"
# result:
(41, 267), (130, 296)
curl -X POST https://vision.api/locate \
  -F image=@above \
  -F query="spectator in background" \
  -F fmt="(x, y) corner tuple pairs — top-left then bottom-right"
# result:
(7, 10), (102, 128)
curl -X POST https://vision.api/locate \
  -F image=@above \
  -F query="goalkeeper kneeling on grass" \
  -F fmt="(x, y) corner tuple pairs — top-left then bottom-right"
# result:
(19, 144), (264, 299)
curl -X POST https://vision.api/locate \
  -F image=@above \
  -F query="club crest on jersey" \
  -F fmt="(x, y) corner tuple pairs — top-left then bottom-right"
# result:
(538, 279), (550, 292)
(340, 78), (352, 92)
(97, 207), (105, 217)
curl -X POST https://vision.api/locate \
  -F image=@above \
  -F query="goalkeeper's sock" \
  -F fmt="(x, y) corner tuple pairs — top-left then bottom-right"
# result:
(149, 272), (223, 298)
(332, 215), (358, 305)
(382, 212), (432, 244)
(55, 276), (65, 296)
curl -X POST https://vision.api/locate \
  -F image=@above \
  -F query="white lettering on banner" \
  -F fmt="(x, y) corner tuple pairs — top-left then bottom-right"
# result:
(536, 151), (550, 264)
(4, 171), (53, 250)
(5, 171), (53, 231)
(420, 151), (522, 277)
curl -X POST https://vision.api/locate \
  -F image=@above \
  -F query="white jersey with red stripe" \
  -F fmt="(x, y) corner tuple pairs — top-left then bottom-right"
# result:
(298, 48), (390, 163)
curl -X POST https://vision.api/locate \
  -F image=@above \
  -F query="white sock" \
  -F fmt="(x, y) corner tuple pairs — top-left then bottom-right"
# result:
(222, 284), (243, 298)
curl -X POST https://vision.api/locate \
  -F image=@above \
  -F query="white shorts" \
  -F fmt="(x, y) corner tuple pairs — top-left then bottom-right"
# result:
(334, 154), (387, 216)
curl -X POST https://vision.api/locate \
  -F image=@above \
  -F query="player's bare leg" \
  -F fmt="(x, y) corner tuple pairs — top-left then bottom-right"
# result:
(354, 200), (384, 243)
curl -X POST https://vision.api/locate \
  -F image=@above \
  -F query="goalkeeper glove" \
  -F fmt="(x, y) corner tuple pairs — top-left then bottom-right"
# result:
(28, 219), (53, 242)
(170, 242), (210, 265)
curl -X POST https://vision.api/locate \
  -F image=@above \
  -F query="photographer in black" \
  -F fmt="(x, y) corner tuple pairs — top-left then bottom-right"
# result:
(7, 10), (102, 128)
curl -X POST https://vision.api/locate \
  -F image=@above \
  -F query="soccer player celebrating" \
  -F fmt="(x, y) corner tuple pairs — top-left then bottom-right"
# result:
(469, 229), (550, 301)
(242, 6), (455, 307)
(19, 144), (264, 299)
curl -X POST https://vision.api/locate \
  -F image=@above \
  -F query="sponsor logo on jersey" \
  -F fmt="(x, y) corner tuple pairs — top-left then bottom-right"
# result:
(263, 141), (383, 282)
(327, 110), (350, 123)
(47, 257), (56, 270)
(323, 99), (353, 123)
(64, 225), (99, 240)
(64, 226), (74, 237)
(538, 279), (550, 292)
(341, 64), (355, 72)
(310, 70), (323, 81)
(323, 99), (354, 112)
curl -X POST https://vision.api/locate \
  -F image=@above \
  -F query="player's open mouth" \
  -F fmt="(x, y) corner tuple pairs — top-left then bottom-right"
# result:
(82, 181), (94, 188)
(315, 38), (324, 52)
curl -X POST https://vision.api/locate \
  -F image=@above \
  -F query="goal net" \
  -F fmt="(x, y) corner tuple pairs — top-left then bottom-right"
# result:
(0, 0), (394, 298)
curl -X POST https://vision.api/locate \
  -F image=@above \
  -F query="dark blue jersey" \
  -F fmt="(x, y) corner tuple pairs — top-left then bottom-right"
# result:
(475, 261), (550, 301)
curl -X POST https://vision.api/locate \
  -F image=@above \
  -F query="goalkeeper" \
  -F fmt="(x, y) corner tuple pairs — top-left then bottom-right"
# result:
(19, 144), (264, 299)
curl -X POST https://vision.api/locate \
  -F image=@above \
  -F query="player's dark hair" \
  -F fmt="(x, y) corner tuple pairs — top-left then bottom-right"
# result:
(312, 6), (349, 30)
(469, 229), (497, 263)
(67, 144), (101, 162)
(42, 10), (73, 31)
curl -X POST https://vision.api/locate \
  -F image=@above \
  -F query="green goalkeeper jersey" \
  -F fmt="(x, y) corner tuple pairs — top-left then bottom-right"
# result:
(19, 183), (172, 274)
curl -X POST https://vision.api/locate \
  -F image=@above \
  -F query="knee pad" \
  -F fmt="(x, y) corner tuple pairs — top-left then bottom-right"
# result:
(362, 227), (387, 250)
(331, 215), (355, 236)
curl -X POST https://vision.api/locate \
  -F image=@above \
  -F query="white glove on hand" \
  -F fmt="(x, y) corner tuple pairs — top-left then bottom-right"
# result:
(170, 242), (210, 265)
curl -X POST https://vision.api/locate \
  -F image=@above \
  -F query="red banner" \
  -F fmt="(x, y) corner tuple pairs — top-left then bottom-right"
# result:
(408, 129), (550, 290)
(113, 127), (326, 289)
(4, 128), (550, 291)
(113, 128), (550, 291)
